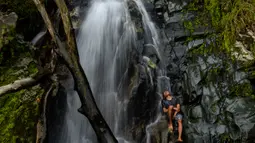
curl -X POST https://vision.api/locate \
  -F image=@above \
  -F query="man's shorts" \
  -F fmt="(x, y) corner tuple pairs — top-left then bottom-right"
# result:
(175, 113), (183, 120)
(163, 112), (183, 121)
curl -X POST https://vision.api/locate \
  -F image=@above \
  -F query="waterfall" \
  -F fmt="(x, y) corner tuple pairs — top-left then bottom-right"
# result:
(55, 0), (166, 142)
(77, 0), (137, 142)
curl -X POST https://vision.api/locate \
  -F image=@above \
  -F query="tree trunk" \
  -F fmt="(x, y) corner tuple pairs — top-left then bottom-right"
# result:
(32, 0), (118, 142)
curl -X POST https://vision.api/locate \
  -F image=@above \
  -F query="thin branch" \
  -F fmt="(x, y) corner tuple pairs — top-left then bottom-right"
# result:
(0, 78), (36, 96)
(0, 72), (48, 96)
(32, 0), (70, 62)
(36, 83), (56, 143)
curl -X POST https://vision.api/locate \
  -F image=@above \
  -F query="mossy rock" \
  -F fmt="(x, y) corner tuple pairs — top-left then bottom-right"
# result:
(0, 53), (38, 86)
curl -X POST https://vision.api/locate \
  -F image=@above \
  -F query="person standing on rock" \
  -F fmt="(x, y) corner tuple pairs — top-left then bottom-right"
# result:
(162, 90), (183, 142)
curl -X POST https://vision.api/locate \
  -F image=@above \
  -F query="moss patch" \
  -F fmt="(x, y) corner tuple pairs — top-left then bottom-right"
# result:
(0, 85), (44, 143)
(0, 54), (38, 86)
(229, 82), (255, 98)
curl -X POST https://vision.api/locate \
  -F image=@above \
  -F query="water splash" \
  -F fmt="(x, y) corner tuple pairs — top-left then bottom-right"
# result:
(134, 0), (160, 46)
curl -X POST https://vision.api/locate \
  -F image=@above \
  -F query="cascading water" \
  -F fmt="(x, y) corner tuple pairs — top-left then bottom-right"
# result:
(77, 0), (137, 142)
(56, 0), (167, 142)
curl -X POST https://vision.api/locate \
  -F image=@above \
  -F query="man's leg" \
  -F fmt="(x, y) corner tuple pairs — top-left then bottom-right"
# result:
(167, 105), (173, 130)
(176, 114), (183, 142)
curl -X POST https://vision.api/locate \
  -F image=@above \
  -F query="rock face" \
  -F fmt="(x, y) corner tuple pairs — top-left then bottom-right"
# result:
(139, 0), (255, 143)
(48, 0), (255, 143)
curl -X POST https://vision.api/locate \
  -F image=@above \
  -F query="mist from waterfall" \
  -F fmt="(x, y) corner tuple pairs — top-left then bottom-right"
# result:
(55, 0), (166, 142)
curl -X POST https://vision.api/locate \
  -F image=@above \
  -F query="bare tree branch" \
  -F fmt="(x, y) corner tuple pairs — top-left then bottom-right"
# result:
(0, 78), (36, 96)
(36, 83), (54, 143)
(0, 73), (48, 96)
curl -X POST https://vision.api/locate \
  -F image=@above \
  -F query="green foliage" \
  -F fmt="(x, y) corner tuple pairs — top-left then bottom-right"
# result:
(229, 82), (255, 99)
(136, 27), (144, 33)
(0, 24), (16, 50)
(186, 0), (255, 54)
(148, 60), (156, 69)
(183, 21), (195, 33)
(0, 85), (44, 143)
(219, 133), (232, 142)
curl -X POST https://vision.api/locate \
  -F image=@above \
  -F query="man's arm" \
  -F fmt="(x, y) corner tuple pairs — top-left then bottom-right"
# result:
(176, 104), (181, 112)
(162, 100), (168, 113)
(163, 107), (168, 112)
(174, 98), (181, 112)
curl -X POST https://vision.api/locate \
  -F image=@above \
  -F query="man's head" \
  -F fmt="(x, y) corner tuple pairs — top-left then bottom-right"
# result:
(163, 90), (171, 98)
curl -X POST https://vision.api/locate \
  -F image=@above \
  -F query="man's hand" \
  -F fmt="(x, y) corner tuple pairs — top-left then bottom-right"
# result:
(163, 107), (168, 113)
(173, 111), (177, 118)
(174, 104), (181, 112)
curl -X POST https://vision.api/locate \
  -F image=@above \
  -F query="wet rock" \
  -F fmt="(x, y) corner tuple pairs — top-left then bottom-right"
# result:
(0, 12), (18, 27)
(145, 116), (170, 143)
(179, 52), (255, 142)
(247, 125), (255, 143)
(127, 62), (159, 141)
(67, 0), (90, 31)
(46, 85), (68, 143)
(138, 0), (255, 142)
(189, 105), (202, 120)
(167, 0), (190, 14)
